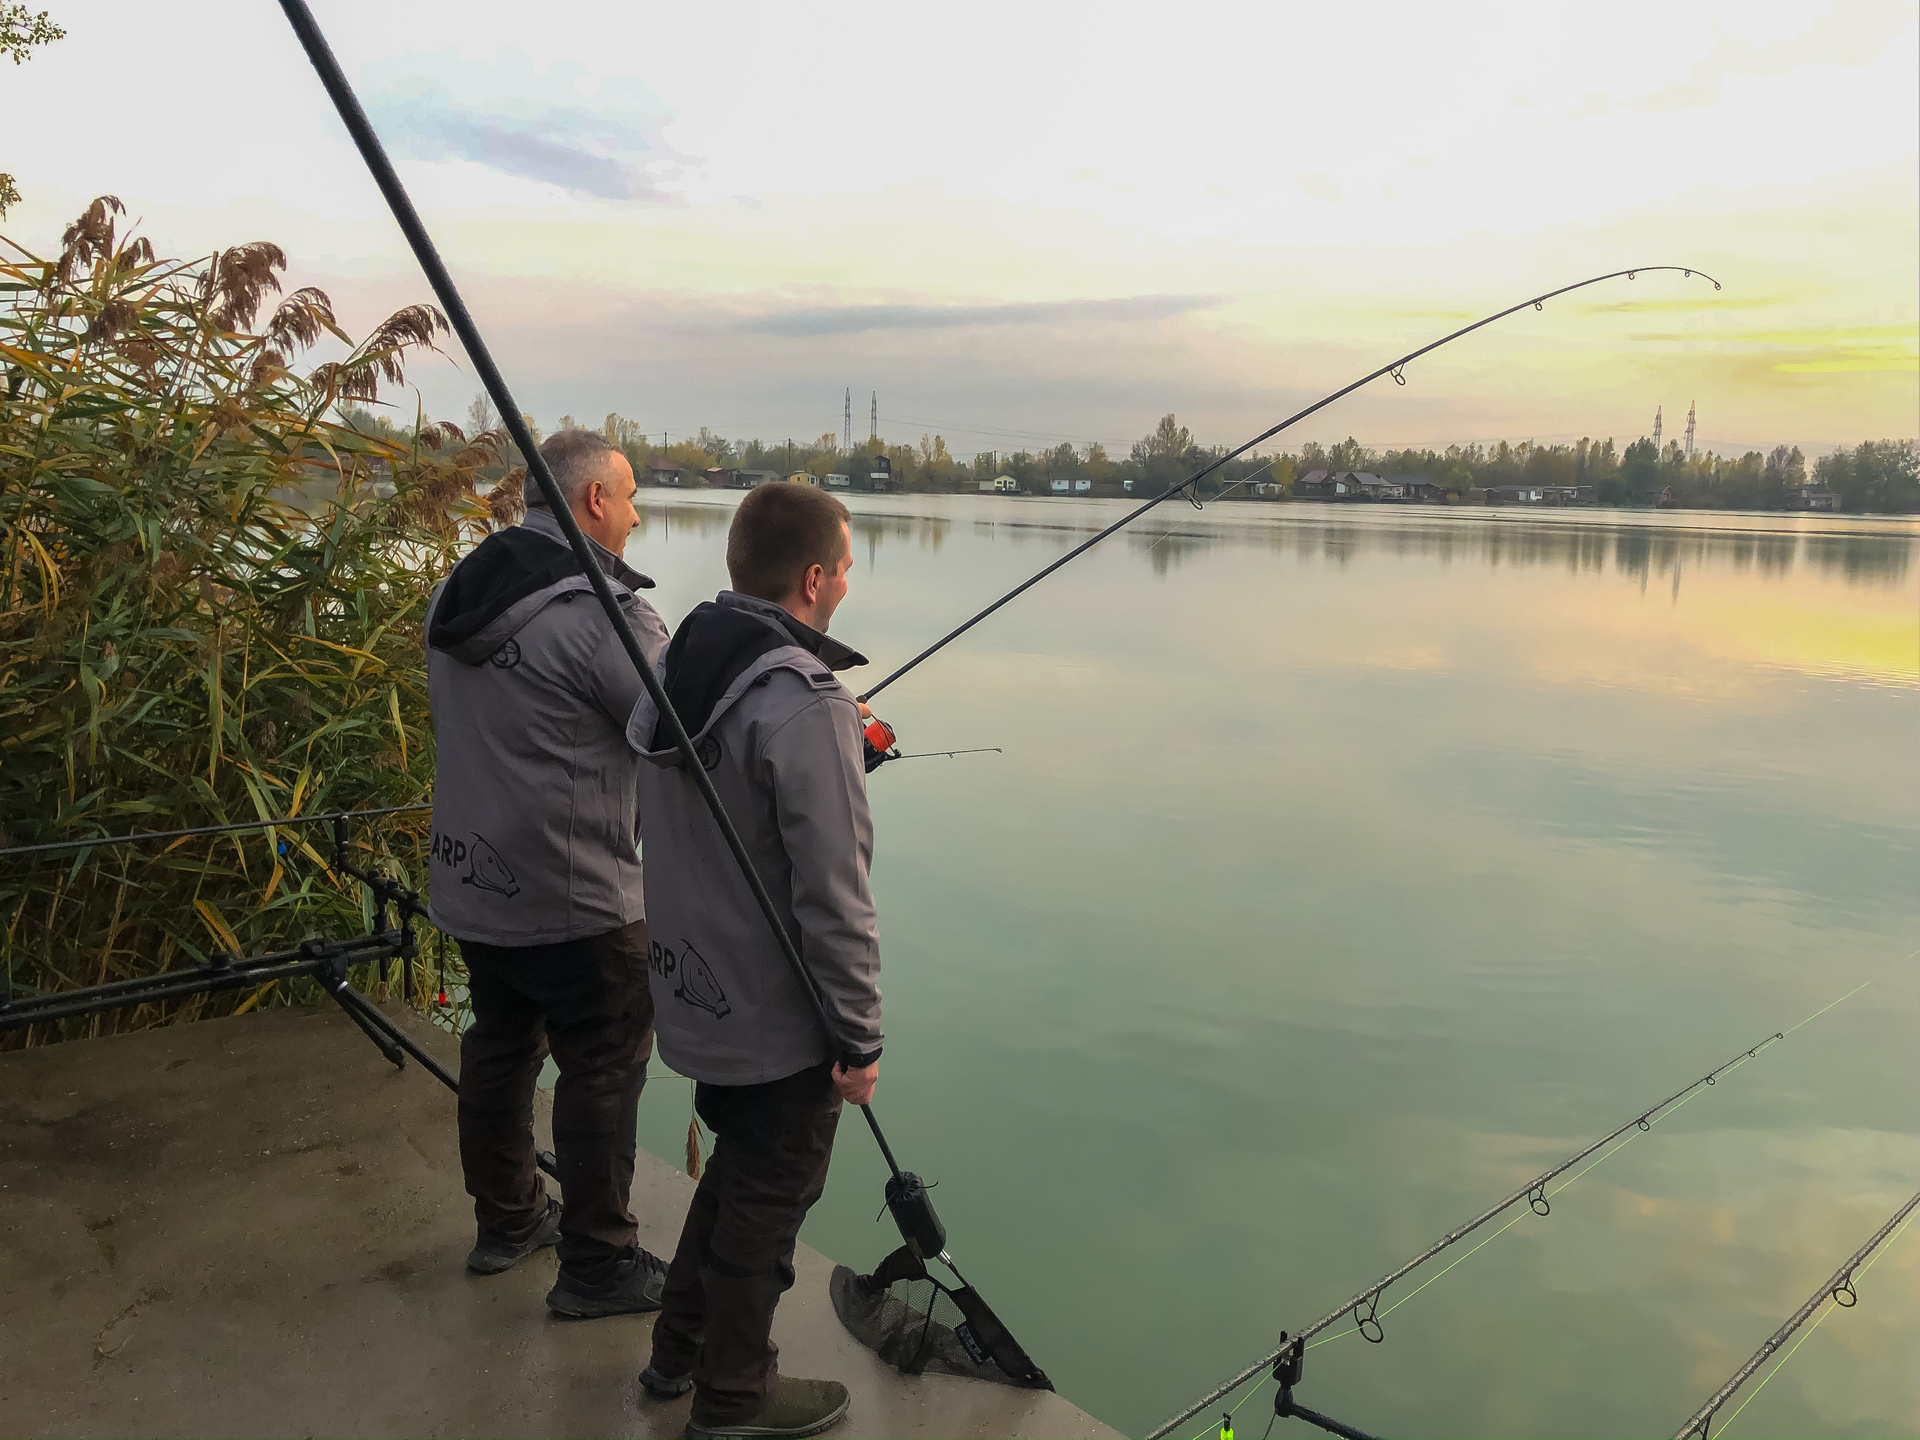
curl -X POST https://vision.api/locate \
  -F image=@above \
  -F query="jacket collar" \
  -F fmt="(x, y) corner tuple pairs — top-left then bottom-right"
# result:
(717, 590), (867, 671)
(522, 505), (655, 590)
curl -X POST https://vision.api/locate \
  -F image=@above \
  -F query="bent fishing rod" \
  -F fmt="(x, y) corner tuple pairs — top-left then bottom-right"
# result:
(858, 265), (1721, 705)
(278, 0), (995, 1315)
(1145, 1027), (1783, 1439)
(1673, 1191), (1919, 1440)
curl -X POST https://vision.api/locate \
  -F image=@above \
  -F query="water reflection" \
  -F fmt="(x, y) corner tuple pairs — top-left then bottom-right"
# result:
(644, 493), (1914, 588)
(624, 487), (1919, 1439)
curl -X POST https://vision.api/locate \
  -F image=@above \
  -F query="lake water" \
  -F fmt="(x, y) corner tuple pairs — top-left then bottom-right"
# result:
(620, 493), (1918, 1440)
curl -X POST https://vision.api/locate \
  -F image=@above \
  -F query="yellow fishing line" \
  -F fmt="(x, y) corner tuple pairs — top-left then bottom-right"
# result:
(1709, 1206), (1917, 1440)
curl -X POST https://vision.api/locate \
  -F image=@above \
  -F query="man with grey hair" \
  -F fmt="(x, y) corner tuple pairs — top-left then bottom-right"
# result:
(424, 428), (673, 1316)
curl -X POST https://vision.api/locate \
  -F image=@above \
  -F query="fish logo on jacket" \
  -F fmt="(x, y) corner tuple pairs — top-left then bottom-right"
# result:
(461, 834), (520, 899)
(673, 940), (732, 1020)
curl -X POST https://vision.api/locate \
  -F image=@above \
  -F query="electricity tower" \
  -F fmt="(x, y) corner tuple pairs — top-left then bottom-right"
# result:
(1653, 405), (1663, 451)
(870, 392), (877, 443)
(1684, 401), (1696, 459)
(842, 388), (852, 452)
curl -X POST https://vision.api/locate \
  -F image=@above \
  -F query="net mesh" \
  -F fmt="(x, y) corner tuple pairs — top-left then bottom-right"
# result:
(829, 1247), (1052, 1390)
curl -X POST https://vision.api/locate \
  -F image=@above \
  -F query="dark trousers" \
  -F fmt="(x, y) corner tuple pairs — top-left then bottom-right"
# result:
(650, 1062), (843, 1425)
(456, 919), (654, 1282)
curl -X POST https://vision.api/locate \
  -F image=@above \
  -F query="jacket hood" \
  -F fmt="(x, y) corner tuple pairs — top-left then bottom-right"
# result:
(428, 508), (654, 665)
(637, 591), (866, 756)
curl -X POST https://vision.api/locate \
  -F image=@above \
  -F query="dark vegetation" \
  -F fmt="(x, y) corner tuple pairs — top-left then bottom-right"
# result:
(382, 401), (1916, 513)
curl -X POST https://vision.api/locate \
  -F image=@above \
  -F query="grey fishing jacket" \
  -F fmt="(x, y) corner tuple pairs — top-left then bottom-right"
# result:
(626, 591), (882, 1087)
(423, 507), (668, 946)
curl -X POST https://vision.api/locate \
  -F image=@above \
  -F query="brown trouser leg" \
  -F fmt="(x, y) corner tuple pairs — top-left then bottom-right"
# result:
(456, 919), (654, 1281)
(650, 1062), (842, 1425)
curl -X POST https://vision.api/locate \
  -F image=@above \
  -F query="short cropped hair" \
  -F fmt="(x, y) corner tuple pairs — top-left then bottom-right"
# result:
(528, 429), (618, 511)
(727, 483), (851, 601)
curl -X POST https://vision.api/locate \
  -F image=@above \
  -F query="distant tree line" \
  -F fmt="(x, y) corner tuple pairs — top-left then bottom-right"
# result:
(343, 398), (1918, 515)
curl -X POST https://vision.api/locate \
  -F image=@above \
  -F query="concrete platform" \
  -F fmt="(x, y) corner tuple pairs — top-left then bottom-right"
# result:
(0, 1004), (1117, 1439)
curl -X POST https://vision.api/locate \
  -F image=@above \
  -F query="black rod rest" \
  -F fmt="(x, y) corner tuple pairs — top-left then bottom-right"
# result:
(0, 811), (556, 1180)
(1270, 1337), (1377, 1440)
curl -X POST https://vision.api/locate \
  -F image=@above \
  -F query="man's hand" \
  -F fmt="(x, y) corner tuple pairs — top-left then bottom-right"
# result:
(832, 1060), (879, 1105)
(857, 701), (872, 719)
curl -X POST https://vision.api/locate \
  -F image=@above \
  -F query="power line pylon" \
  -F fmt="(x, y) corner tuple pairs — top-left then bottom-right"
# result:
(1684, 401), (1696, 460)
(842, 388), (852, 452)
(1653, 405), (1663, 451)
(870, 391), (877, 443)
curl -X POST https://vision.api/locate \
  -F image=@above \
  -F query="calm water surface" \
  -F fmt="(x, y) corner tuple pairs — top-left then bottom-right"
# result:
(621, 495), (1918, 1440)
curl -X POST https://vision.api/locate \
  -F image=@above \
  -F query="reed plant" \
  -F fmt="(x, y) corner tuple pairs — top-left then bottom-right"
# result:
(0, 197), (524, 1047)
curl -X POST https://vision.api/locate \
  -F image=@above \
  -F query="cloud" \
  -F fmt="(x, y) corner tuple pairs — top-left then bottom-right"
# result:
(361, 51), (691, 203)
(376, 98), (681, 201)
(1573, 294), (1798, 315)
(740, 294), (1226, 338)
(1629, 325), (1920, 346)
(1295, 173), (1341, 203)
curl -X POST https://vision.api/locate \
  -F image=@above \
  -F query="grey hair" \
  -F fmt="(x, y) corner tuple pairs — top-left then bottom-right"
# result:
(528, 429), (619, 510)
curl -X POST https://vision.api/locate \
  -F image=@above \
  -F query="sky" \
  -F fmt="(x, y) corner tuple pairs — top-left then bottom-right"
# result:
(4, 0), (1916, 461)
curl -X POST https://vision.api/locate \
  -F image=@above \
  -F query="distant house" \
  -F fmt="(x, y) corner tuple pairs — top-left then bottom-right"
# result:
(1388, 474), (1450, 503)
(862, 454), (898, 493)
(824, 474), (851, 489)
(728, 469), (781, 489)
(1484, 483), (1596, 506)
(1354, 474), (1403, 499)
(978, 475), (1019, 493)
(1049, 478), (1070, 494)
(789, 472), (819, 486)
(1293, 469), (1366, 498)
(1122, 478), (1135, 494)
(1787, 484), (1839, 512)
(647, 455), (683, 487)
(704, 467), (729, 487)
(1073, 478), (1092, 493)
(1248, 480), (1286, 498)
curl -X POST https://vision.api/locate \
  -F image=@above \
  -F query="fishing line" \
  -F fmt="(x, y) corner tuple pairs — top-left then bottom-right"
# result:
(0, 804), (432, 859)
(858, 265), (1721, 706)
(1305, 1039), (1778, 1352)
(1702, 1214), (1912, 1439)
(1145, 981), (1868, 1440)
(1675, 1192), (1919, 1440)
(1301, 981), (1873, 1351)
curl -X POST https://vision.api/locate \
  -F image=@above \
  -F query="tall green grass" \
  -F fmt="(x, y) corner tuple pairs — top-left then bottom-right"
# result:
(1, 197), (521, 1046)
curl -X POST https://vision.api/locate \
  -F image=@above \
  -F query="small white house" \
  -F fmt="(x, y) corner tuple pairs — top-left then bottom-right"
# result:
(1073, 478), (1092, 493)
(824, 474), (851, 489)
(1050, 478), (1070, 494)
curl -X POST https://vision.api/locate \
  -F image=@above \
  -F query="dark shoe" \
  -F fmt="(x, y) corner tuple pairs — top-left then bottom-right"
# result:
(639, 1361), (694, 1399)
(684, 1376), (850, 1438)
(466, 1198), (561, 1275)
(545, 1248), (669, 1318)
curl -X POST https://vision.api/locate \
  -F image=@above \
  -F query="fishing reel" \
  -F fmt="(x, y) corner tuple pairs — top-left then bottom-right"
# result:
(862, 715), (901, 773)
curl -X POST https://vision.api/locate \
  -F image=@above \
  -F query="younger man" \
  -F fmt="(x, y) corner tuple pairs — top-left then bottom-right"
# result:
(627, 484), (882, 1439)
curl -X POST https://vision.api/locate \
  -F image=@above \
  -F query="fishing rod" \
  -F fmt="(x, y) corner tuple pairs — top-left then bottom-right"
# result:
(890, 747), (1003, 761)
(1146, 1026), (1783, 1439)
(858, 265), (1721, 705)
(0, 804), (431, 860)
(276, 1), (1044, 1383)
(1672, 1192), (1919, 1440)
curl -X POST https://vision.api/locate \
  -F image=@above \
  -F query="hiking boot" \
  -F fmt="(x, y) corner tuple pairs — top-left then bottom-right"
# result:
(639, 1361), (694, 1399)
(545, 1248), (669, 1318)
(684, 1376), (850, 1439)
(465, 1198), (561, 1275)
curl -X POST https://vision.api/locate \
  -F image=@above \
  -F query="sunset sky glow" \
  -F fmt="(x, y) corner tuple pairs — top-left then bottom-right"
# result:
(7, 0), (1916, 460)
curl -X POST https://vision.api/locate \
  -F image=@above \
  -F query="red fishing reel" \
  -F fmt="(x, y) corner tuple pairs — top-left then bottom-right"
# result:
(862, 715), (901, 773)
